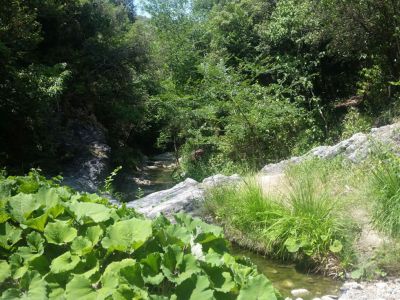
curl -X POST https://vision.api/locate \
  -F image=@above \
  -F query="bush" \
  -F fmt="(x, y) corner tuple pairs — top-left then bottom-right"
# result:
(0, 170), (281, 299)
(341, 108), (372, 139)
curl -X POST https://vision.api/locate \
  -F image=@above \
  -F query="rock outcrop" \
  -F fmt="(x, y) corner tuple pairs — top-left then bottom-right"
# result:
(261, 122), (400, 175)
(126, 174), (242, 218)
(61, 119), (111, 192)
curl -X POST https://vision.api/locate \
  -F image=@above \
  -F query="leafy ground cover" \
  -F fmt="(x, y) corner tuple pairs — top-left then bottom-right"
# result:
(0, 170), (281, 299)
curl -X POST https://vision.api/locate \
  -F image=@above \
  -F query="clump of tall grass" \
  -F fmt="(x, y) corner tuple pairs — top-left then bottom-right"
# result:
(371, 152), (400, 237)
(204, 162), (355, 273)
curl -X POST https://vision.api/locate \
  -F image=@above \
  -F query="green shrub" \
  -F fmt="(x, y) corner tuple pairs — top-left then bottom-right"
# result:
(0, 171), (281, 299)
(341, 108), (372, 139)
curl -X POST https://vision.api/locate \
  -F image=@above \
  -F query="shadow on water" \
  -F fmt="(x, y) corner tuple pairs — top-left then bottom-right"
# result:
(114, 152), (177, 201)
(114, 153), (341, 298)
(231, 244), (341, 299)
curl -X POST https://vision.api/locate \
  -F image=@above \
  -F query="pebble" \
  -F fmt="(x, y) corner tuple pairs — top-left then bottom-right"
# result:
(291, 289), (311, 297)
(341, 282), (363, 291)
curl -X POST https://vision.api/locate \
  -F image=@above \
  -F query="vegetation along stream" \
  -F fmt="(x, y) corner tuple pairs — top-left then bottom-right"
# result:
(115, 153), (341, 299)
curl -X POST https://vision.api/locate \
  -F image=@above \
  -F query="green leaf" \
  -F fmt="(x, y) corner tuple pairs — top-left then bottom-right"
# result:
(204, 267), (235, 293)
(0, 260), (10, 283)
(44, 221), (77, 245)
(101, 259), (137, 289)
(85, 225), (103, 246)
(237, 275), (277, 300)
(0, 222), (22, 250)
(141, 253), (164, 285)
(20, 271), (48, 300)
(71, 237), (92, 256)
(174, 275), (214, 300)
(0, 199), (9, 223)
(35, 188), (63, 219)
(329, 240), (343, 253)
(69, 202), (111, 224)
(101, 218), (152, 253)
(65, 275), (96, 300)
(119, 263), (144, 288)
(284, 237), (301, 253)
(25, 213), (48, 232)
(8, 194), (39, 223)
(17, 232), (45, 261)
(50, 252), (80, 274)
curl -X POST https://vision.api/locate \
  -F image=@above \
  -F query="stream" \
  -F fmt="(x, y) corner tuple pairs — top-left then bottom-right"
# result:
(115, 153), (341, 299)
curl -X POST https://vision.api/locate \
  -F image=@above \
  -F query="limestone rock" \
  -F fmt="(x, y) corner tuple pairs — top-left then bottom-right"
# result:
(126, 174), (242, 218)
(261, 123), (400, 175)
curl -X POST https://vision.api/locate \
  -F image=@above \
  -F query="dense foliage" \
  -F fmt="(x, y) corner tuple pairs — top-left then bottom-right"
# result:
(142, 0), (400, 178)
(0, 0), (157, 169)
(0, 171), (281, 299)
(2, 0), (400, 177)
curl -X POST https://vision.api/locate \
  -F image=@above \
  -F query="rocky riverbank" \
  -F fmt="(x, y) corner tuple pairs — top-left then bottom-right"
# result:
(116, 123), (400, 300)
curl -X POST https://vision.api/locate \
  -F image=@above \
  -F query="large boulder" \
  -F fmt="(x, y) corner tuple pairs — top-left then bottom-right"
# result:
(126, 174), (242, 218)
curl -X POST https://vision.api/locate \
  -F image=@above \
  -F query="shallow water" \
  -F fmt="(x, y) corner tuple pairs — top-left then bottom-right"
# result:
(115, 152), (177, 200)
(231, 245), (341, 299)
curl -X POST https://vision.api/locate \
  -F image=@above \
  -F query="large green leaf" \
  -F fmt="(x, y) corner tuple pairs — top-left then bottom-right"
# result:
(25, 213), (48, 232)
(35, 188), (64, 219)
(85, 225), (103, 245)
(65, 275), (96, 300)
(141, 253), (164, 285)
(50, 252), (80, 274)
(0, 260), (10, 283)
(237, 275), (277, 300)
(101, 218), (152, 252)
(4, 271), (49, 300)
(101, 259), (140, 291)
(174, 275), (214, 300)
(0, 199), (9, 223)
(8, 194), (39, 223)
(17, 232), (45, 261)
(69, 202), (111, 224)
(44, 221), (77, 245)
(0, 222), (22, 250)
(71, 237), (92, 256)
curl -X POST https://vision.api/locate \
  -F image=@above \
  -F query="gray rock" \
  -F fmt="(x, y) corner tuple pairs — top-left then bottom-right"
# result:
(339, 279), (400, 300)
(341, 282), (363, 291)
(201, 174), (242, 188)
(261, 123), (400, 175)
(291, 288), (310, 297)
(125, 174), (242, 218)
(62, 119), (111, 192)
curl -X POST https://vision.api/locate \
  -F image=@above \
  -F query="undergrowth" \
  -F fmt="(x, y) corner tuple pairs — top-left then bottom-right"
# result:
(0, 170), (281, 299)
